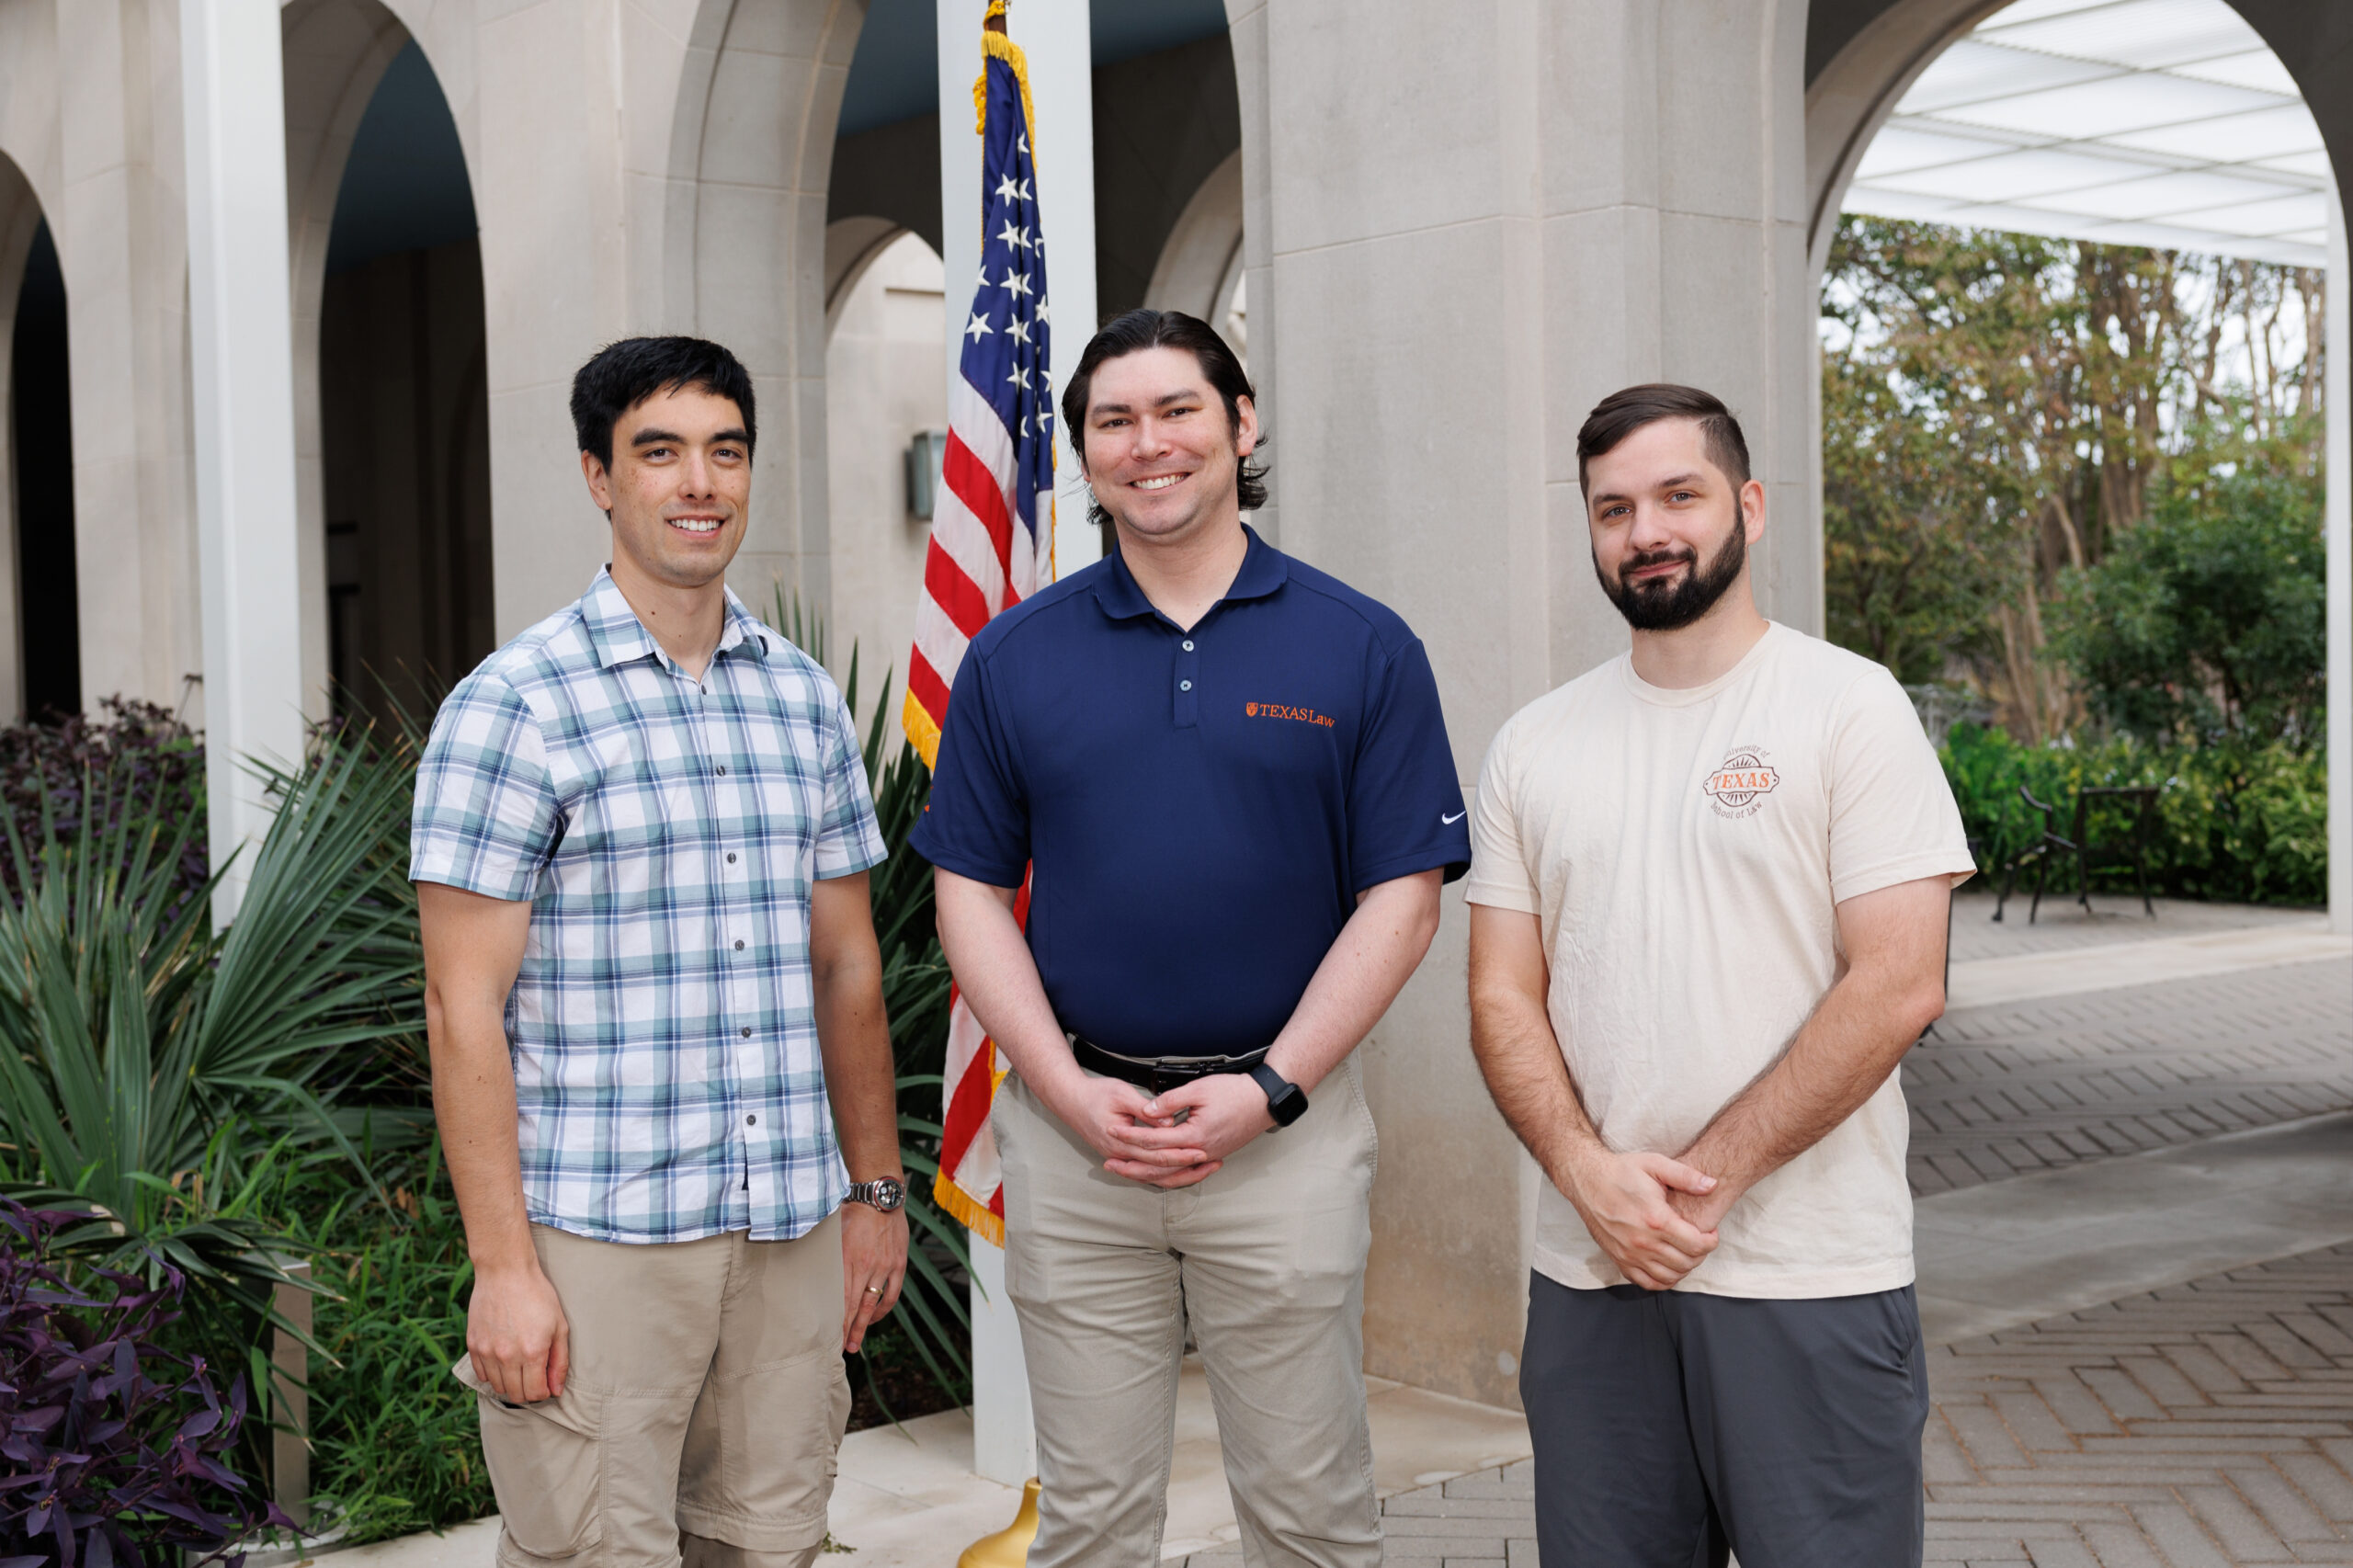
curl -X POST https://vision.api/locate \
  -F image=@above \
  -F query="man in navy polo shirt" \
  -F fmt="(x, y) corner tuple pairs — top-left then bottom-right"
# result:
(914, 309), (1469, 1568)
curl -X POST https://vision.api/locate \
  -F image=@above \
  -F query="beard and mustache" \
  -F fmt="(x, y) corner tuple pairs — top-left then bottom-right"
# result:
(1595, 518), (1747, 631)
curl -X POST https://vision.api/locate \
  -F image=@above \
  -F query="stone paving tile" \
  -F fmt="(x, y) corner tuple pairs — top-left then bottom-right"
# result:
(1925, 1243), (2353, 1565)
(1944, 893), (2313, 965)
(1178, 1252), (2353, 1566)
(1905, 959), (2353, 1196)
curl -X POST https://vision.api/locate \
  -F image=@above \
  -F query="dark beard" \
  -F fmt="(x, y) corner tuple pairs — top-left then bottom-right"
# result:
(1596, 522), (1747, 631)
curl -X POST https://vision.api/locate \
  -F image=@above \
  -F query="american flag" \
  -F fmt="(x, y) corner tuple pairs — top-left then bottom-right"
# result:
(906, 3), (1053, 1245)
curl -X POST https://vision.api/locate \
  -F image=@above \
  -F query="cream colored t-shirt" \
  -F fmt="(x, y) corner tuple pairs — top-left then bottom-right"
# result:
(1465, 622), (1974, 1299)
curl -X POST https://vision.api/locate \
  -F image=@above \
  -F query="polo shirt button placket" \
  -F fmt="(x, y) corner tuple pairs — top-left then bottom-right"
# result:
(1174, 629), (1200, 728)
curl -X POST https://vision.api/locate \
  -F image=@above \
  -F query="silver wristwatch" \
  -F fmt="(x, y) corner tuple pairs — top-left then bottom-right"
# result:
(847, 1176), (906, 1212)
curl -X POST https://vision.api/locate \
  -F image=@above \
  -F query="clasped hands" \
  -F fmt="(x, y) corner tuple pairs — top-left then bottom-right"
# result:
(1052, 1071), (1275, 1189)
(1564, 1145), (1741, 1291)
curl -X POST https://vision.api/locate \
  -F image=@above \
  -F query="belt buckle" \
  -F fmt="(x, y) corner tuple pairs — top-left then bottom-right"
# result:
(1143, 1059), (1200, 1096)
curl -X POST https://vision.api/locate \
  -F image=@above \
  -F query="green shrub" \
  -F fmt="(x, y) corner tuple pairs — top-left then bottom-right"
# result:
(1939, 722), (2326, 906)
(2047, 463), (2325, 749)
(283, 1142), (493, 1543)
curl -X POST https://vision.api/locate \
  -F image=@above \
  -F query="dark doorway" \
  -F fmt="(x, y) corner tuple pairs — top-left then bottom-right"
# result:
(319, 40), (493, 723)
(10, 221), (77, 722)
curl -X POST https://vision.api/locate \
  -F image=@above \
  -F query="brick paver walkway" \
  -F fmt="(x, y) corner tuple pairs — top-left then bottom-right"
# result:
(1905, 959), (2353, 1197)
(1185, 1246), (2353, 1565)
(1944, 893), (2316, 965)
(1924, 1244), (2353, 1564)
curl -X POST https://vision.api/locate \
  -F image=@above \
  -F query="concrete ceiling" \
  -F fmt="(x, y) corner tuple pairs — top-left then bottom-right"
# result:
(1841, 0), (2332, 266)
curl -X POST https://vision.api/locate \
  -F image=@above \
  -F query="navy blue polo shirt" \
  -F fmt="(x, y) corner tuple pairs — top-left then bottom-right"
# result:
(910, 527), (1469, 1059)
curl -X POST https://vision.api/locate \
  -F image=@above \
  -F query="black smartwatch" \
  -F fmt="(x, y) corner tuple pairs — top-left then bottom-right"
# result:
(1249, 1063), (1309, 1128)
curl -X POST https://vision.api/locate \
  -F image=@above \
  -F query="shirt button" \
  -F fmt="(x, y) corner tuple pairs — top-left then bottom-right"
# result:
(1182, 640), (1194, 652)
(727, 852), (737, 864)
(746, 1114), (757, 1125)
(741, 1026), (752, 1039)
(1180, 679), (1193, 691)
(715, 765), (727, 777)
(734, 939), (745, 951)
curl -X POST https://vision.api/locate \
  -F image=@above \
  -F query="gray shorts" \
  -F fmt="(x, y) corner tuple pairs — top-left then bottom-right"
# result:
(1520, 1272), (1929, 1568)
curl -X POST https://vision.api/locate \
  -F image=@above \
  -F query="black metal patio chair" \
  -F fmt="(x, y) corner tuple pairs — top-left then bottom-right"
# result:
(1993, 782), (2161, 924)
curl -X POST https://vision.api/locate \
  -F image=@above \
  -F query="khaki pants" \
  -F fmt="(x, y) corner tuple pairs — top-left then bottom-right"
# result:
(995, 1062), (1381, 1568)
(456, 1215), (850, 1568)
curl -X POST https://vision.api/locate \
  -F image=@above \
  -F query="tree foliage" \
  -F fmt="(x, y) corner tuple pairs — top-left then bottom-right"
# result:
(1820, 216), (2325, 744)
(2049, 464), (2325, 748)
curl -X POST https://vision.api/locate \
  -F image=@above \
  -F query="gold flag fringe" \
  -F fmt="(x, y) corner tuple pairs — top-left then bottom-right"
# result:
(933, 1167), (1006, 1248)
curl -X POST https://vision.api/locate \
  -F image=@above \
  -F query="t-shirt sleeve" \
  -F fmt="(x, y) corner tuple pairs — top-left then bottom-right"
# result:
(906, 649), (1030, 888)
(1347, 638), (1472, 890)
(409, 671), (563, 901)
(1825, 667), (1978, 905)
(1462, 718), (1538, 913)
(814, 688), (888, 880)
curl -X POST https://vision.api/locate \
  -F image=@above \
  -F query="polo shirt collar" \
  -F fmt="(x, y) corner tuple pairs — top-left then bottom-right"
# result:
(1092, 525), (1289, 622)
(581, 566), (785, 672)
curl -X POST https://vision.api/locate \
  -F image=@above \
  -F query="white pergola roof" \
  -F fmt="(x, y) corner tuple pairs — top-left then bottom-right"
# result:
(1842, 0), (2333, 267)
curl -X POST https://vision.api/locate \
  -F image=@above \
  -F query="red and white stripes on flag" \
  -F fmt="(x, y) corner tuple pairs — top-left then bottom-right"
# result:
(905, 6), (1055, 1246)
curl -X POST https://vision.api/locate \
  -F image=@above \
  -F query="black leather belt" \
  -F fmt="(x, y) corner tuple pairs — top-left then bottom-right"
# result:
(1071, 1036), (1270, 1096)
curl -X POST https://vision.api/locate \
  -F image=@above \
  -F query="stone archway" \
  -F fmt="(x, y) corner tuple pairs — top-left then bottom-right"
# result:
(1805, 0), (2353, 272)
(0, 152), (53, 722)
(283, 0), (492, 723)
(665, 0), (870, 630)
(282, 0), (414, 721)
(1143, 149), (1245, 355)
(1802, 0), (2352, 933)
(822, 219), (942, 687)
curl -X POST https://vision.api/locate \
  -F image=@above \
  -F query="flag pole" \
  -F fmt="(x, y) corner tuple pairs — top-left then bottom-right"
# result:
(938, 0), (1070, 1559)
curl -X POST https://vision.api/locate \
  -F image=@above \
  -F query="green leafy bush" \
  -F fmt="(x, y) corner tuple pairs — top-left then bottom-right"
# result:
(280, 1142), (492, 1542)
(0, 721), (429, 1413)
(2048, 463), (2325, 748)
(1939, 722), (2326, 906)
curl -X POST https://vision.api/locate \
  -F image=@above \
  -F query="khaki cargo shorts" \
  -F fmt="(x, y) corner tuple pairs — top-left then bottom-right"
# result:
(455, 1215), (850, 1568)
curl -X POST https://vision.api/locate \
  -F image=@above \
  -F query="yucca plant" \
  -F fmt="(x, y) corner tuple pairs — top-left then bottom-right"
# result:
(0, 722), (430, 1390)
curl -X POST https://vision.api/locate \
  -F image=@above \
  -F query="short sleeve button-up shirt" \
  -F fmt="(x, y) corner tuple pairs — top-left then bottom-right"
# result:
(409, 568), (885, 1244)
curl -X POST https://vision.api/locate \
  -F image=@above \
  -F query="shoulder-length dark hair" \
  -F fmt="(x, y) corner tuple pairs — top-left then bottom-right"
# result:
(1061, 309), (1268, 534)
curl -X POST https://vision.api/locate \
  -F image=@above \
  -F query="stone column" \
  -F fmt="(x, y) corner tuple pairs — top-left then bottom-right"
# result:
(59, 0), (201, 715)
(1239, 0), (1814, 1409)
(475, 0), (632, 637)
(181, 0), (306, 922)
(2326, 189), (2348, 935)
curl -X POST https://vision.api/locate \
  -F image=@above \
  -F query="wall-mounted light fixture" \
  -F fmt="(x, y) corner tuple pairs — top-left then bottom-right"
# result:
(906, 429), (949, 519)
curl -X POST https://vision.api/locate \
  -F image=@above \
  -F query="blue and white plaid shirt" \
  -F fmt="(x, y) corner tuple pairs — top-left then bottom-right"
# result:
(410, 569), (886, 1244)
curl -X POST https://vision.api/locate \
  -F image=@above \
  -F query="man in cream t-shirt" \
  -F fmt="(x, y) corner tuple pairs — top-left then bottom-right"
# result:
(1465, 383), (1974, 1567)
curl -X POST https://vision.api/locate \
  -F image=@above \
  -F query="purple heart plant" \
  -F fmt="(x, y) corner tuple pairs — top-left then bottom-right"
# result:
(0, 1200), (291, 1568)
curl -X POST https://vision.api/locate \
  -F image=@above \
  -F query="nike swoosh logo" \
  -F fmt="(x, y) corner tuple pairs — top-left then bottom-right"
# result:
(1441, 811), (1466, 824)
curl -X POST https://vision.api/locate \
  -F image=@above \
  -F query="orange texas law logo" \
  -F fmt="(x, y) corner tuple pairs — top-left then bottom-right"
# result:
(1702, 747), (1779, 818)
(1245, 700), (1337, 728)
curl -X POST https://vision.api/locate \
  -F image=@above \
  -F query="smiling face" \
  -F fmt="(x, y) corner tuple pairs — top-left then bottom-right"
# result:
(580, 383), (752, 590)
(1584, 416), (1765, 632)
(1078, 345), (1259, 548)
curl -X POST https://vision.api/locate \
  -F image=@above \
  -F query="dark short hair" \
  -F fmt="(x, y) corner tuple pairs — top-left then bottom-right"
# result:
(1061, 309), (1267, 529)
(1575, 383), (1751, 494)
(570, 336), (756, 470)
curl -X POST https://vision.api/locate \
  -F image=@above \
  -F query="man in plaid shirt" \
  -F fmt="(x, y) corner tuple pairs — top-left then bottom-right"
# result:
(412, 336), (907, 1568)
